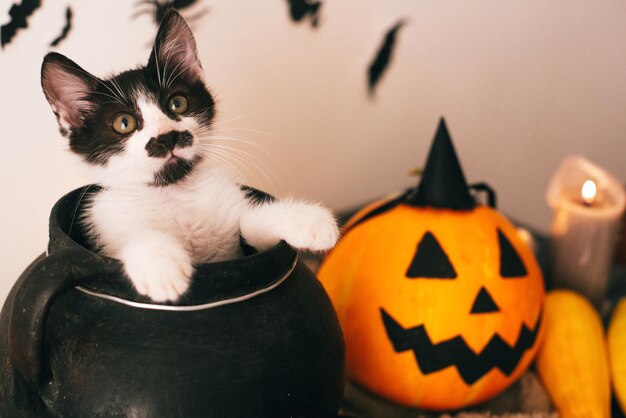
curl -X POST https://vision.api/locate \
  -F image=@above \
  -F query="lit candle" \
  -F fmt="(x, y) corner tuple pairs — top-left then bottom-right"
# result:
(547, 156), (626, 307)
(581, 180), (597, 206)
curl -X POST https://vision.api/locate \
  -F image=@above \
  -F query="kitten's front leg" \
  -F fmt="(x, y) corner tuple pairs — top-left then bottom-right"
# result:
(240, 200), (339, 252)
(118, 231), (193, 302)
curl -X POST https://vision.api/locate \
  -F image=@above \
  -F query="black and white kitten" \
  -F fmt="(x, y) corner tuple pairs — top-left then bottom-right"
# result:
(41, 10), (339, 302)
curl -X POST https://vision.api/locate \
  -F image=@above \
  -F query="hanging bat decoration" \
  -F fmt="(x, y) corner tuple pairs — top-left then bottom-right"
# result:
(367, 19), (407, 97)
(50, 7), (73, 47)
(133, 0), (208, 26)
(285, 0), (321, 28)
(1, 0), (42, 48)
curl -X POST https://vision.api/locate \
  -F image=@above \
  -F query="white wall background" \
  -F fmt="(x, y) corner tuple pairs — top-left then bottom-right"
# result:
(1, 0), (626, 304)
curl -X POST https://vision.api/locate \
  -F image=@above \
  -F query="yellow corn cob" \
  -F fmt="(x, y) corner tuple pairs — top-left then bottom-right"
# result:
(609, 298), (626, 415)
(535, 290), (610, 418)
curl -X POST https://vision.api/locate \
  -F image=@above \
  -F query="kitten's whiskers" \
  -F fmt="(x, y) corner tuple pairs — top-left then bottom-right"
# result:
(195, 148), (246, 181)
(164, 53), (191, 90)
(68, 185), (95, 237)
(211, 127), (284, 142)
(211, 110), (269, 128)
(162, 44), (189, 90)
(201, 147), (263, 186)
(196, 130), (286, 174)
(91, 92), (127, 104)
(153, 41), (163, 89)
(196, 141), (278, 189)
(108, 77), (128, 103)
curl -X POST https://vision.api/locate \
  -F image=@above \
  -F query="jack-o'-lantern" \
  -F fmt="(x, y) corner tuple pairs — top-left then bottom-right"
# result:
(318, 119), (544, 410)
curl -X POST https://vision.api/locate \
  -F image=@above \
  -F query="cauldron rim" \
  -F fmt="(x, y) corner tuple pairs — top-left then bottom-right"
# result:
(47, 185), (300, 308)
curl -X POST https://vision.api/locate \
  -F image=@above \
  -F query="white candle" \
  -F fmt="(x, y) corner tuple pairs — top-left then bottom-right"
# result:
(547, 156), (626, 307)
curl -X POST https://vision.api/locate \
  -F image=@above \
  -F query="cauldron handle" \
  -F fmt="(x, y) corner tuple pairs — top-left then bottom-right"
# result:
(9, 246), (106, 386)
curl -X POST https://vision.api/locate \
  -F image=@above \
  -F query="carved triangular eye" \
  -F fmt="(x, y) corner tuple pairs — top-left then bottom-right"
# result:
(498, 228), (527, 278)
(406, 232), (457, 279)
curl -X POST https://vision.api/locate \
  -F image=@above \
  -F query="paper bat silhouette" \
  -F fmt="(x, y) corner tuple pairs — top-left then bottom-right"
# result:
(286, 0), (321, 28)
(367, 19), (406, 96)
(1, 0), (42, 48)
(50, 7), (72, 47)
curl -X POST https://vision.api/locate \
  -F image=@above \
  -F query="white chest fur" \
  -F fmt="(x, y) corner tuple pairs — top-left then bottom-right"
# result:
(85, 166), (247, 264)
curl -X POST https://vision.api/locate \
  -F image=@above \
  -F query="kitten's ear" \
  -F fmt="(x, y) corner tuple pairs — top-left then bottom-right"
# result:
(148, 9), (204, 85)
(41, 52), (99, 133)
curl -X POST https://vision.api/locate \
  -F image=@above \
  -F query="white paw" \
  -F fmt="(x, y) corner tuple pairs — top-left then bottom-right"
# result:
(278, 203), (340, 251)
(240, 200), (340, 252)
(121, 242), (193, 303)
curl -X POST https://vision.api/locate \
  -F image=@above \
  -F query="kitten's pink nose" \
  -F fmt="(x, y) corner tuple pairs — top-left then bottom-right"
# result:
(158, 119), (174, 137)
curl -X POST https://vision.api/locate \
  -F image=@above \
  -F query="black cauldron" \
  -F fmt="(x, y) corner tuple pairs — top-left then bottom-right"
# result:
(0, 186), (345, 417)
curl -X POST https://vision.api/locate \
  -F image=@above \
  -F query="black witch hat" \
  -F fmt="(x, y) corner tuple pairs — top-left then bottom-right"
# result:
(406, 118), (475, 210)
(339, 118), (479, 234)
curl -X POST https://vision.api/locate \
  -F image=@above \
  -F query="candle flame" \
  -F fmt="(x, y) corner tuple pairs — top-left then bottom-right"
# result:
(581, 180), (597, 205)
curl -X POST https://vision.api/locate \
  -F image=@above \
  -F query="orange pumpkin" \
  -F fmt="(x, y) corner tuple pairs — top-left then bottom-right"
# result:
(318, 119), (544, 410)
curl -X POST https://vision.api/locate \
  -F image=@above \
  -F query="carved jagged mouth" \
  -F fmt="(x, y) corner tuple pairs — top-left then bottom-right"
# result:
(380, 307), (542, 385)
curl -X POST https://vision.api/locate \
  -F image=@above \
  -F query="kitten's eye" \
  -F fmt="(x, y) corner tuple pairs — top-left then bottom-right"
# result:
(168, 95), (188, 114)
(112, 113), (137, 135)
